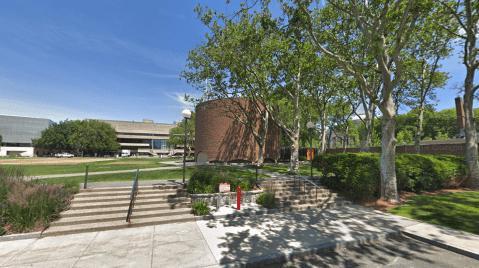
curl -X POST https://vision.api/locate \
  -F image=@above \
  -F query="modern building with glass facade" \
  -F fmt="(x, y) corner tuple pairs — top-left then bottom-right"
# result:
(0, 115), (53, 157)
(95, 119), (177, 156)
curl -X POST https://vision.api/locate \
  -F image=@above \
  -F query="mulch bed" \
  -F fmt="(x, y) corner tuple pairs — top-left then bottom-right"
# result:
(355, 187), (476, 212)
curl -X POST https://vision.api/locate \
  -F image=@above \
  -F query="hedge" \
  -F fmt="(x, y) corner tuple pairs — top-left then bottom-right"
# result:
(313, 153), (468, 200)
(187, 166), (254, 194)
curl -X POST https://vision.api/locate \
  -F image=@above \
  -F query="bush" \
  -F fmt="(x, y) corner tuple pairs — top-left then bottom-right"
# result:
(256, 192), (276, 208)
(313, 153), (467, 200)
(192, 201), (209, 216)
(299, 156), (307, 161)
(0, 166), (77, 234)
(314, 153), (380, 200)
(187, 166), (254, 194)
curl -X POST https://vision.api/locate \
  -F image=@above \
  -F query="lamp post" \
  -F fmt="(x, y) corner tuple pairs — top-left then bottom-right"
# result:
(307, 121), (315, 182)
(182, 109), (191, 184)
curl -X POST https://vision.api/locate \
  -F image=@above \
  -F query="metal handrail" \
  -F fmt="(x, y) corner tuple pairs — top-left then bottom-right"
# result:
(126, 168), (140, 222)
(288, 168), (321, 203)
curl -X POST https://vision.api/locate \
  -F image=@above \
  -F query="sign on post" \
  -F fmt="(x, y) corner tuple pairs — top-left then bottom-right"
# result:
(219, 183), (230, 193)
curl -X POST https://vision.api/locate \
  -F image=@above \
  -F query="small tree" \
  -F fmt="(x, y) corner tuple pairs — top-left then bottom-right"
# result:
(167, 112), (195, 156)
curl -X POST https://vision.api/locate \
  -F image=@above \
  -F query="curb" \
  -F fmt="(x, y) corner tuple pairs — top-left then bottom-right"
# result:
(209, 230), (401, 268)
(0, 231), (42, 242)
(403, 230), (479, 261)
(196, 208), (281, 221)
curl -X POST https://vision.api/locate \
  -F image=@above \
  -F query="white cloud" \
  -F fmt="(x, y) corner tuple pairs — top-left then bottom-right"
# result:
(166, 92), (197, 110)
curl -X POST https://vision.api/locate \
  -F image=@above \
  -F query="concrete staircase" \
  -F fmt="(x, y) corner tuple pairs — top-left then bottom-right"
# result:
(256, 179), (351, 212)
(42, 185), (194, 237)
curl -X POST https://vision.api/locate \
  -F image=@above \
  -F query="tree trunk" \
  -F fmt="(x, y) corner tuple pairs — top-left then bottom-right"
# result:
(288, 67), (301, 171)
(379, 98), (400, 202)
(464, 80), (479, 189)
(256, 111), (268, 166)
(319, 113), (327, 154)
(414, 102), (425, 154)
(360, 101), (375, 152)
(342, 124), (349, 153)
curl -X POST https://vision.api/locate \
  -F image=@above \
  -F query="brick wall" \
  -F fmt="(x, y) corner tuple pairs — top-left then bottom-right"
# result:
(195, 98), (280, 163)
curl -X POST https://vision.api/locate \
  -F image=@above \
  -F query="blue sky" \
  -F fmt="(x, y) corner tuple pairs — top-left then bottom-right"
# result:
(0, 0), (474, 124)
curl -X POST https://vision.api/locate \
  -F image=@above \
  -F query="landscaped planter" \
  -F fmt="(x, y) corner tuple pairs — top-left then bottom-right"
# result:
(190, 190), (263, 206)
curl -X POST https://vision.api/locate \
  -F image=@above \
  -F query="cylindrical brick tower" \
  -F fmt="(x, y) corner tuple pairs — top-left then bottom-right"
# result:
(195, 98), (280, 163)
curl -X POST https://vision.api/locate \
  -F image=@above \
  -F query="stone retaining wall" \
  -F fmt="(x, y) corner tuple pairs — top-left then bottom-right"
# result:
(190, 190), (263, 206)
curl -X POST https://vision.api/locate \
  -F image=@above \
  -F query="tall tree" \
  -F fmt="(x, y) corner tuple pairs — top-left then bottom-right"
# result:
(293, 0), (428, 202)
(34, 120), (120, 155)
(181, 6), (277, 166)
(400, 9), (454, 153)
(439, 0), (479, 189)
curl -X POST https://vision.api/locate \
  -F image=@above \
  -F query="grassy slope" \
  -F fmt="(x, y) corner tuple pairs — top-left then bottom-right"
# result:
(39, 166), (269, 185)
(245, 164), (322, 177)
(8, 158), (179, 176)
(388, 192), (479, 235)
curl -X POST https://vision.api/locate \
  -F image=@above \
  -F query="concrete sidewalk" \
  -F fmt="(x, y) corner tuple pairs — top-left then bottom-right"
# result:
(2, 205), (478, 267)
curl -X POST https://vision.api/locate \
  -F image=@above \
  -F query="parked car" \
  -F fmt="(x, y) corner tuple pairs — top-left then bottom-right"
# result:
(55, 153), (74, 158)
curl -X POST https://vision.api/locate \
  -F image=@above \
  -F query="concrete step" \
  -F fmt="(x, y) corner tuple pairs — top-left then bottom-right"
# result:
(277, 201), (352, 212)
(50, 207), (194, 227)
(275, 197), (345, 207)
(79, 184), (186, 193)
(69, 197), (192, 209)
(60, 202), (193, 218)
(42, 213), (196, 237)
(73, 192), (190, 203)
(274, 193), (339, 201)
(77, 188), (188, 198)
(260, 187), (331, 193)
(271, 189), (334, 196)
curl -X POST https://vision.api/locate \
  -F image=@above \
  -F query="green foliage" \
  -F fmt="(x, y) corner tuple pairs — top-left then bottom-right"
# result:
(396, 129), (414, 145)
(33, 120), (120, 155)
(256, 192), (276, 209)
(299, 156), (307, 161)
(192, 201), (210, 216)
(395, 154), (467, 192)
(167, 112), (195, 150)
(314, 153), (380, 200)
(0, 165), (77, 233)
(313, 153), (468, 200)
(186, 166), (255, 194)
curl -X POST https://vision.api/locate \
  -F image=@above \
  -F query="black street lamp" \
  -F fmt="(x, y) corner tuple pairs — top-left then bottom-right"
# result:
(182, 109), (191, 184)
(307, 121), (315, 182)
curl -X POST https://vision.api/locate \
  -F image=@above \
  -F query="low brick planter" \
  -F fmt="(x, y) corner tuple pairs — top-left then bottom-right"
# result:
(190, 190), (263, 206)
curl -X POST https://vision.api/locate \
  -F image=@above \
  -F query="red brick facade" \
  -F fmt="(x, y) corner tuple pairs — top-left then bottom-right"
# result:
(195, 98), (280, 163)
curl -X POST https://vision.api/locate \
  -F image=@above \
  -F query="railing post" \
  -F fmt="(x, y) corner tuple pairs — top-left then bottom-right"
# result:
(84, 165), (89, 189)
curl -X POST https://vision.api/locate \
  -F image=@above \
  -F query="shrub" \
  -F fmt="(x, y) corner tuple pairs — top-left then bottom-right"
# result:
(256, 192), (276, 208)
(313, 153), (468, 200)
(0, 166), (77, 234)
(299, 156), (307, 161)
(187, 166), (254, 194)
(192, 201), (209, 216)
(314, 153), (380, 200)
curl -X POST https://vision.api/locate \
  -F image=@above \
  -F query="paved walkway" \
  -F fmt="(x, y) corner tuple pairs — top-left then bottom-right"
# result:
(1, 205), (478, 267)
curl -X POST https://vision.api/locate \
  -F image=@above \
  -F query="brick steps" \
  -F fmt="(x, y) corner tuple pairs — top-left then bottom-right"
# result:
(43, 185), (194, 237)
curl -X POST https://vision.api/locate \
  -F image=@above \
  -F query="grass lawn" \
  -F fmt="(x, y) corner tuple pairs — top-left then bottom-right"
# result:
(388, 191), (479, 235)
(245, 164), (322, 177)
(39, 166), (269, 186)
(13, 158), (182, 176)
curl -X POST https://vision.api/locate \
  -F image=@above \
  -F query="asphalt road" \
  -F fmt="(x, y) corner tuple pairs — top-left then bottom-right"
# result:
(270, 235), (479, 268)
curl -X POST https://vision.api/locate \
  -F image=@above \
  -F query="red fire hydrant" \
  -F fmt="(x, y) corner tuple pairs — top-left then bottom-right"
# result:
(237, 186), (241, 210)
